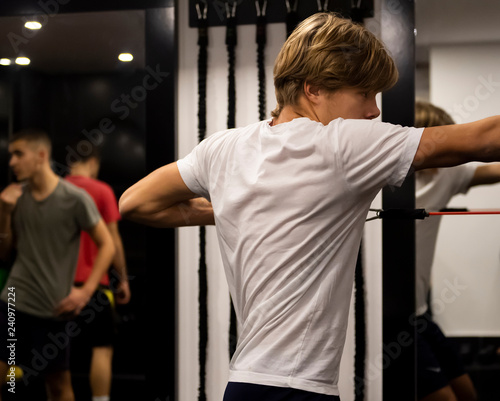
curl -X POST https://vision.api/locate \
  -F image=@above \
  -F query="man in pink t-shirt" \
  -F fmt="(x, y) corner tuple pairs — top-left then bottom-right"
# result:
(66, 147), (130, 401)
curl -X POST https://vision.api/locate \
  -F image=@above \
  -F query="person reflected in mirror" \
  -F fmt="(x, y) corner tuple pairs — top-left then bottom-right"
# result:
(121, 13), (500, 401)
(415, 100), (500, 401)
(0, 129), (114, 401)
(65, 142), (130, 401)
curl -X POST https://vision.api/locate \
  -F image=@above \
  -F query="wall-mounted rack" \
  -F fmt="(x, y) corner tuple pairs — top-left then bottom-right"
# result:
(188, 0), (374, 27)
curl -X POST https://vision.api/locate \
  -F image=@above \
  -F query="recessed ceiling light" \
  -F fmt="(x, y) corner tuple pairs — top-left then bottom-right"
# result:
(118, 53), (133, 62)
(0, 58), (11, 66)
(25, 21), (42, 30)
(15, 57), (31, 66)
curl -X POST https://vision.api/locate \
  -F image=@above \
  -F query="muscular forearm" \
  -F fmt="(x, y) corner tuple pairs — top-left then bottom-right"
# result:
(470, 163), (500, 187)
(465, 116), (500, 162)
(120, 162), (213, 227)
(124, 197), (215, 228)
(112, 234), (128, 280)
(414, 116), (500, 170)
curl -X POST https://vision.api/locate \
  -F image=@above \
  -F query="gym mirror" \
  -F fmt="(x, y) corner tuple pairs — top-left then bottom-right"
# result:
(0, 9), (147, 400)
(416, 1), (500, 399)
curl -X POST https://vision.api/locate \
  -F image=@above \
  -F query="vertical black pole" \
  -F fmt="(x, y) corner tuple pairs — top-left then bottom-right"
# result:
(381, 1), (416, 400)
(145, 6), (177, 401)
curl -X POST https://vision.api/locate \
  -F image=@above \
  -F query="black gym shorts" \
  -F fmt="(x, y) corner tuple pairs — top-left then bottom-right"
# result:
(0, 300), (72, 376)
(223, 382), (341, 401)
(416, 313), (466, 399)
(72, 288), (117, 348)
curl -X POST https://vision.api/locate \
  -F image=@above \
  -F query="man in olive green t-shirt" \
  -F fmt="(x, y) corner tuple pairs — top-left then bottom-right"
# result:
(0, 129), (115, 401)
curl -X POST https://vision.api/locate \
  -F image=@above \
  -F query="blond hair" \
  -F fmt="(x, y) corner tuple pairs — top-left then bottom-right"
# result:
(415, 101), (455, 128)
(272, 13), (398, 118)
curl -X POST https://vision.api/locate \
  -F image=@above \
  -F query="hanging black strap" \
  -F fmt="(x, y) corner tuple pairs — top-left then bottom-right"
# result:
(285, 0), (299, 37)
(226, 0), (237, 130)
(225, 0), (239, 359)
(256, 0), (267, 120)
(354, 242), (366, 401)
(197, 1), (208, 142)
(351, 0), (365, 23)
(352, 13), (367, 398)
(317, 0), (329, 11)
(229, 297), (238, 358)
(198, 227), (208, 401)
(196, 2), (208, 400)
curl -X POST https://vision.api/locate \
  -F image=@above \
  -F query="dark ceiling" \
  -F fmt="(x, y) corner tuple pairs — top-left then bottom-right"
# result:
(0, 9), (145, 73)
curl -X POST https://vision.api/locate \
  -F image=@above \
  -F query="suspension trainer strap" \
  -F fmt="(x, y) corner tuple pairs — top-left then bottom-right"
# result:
(353, 12), (366, 397)
(256, 0), (268, 120)
(351, 0), (365, 23)
(354, 242), (366, 401)
(226, 0), (237, 130)
(196, 2), (208, 400)
(317, 0), (329, 11)
(225, 0), (239, 359)
(285, 0), (299, 37)
(197, 1), (208, 143)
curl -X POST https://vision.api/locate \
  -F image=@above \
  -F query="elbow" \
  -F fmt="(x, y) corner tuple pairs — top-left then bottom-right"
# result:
(474, 116), (500, 162)
(119, 187), (154, 224)
(118, 191), (135, 220)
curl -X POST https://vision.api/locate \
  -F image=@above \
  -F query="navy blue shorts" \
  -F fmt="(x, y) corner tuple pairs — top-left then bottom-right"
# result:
(416, 313), (466, 399)
(0, 300), (71, 377)
(223, 382), (341, 401)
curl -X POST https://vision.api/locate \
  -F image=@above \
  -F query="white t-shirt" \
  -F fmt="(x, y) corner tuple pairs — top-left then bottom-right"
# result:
(177, 117), (423, 396)
(415, 165), (476, 315)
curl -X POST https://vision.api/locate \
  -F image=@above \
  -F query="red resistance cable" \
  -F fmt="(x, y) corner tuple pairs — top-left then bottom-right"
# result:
(428, 210), (500, 216)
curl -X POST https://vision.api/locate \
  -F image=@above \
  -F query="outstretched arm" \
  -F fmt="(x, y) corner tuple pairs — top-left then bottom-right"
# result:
(413, 116), (500, 170)
(469, 163), (500, 187)
(119, 162), (214, 228)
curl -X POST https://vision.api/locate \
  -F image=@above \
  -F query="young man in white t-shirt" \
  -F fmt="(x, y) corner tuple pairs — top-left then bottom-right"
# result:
(119, 13), (500, 401)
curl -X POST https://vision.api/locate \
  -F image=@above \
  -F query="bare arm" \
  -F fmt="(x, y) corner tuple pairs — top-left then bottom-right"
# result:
(119, 162), (215, 228)
(56, 218), (115, 316)
(469, 163), (500, 187)
(413, 116), (500, 171)
(107, 221), (131, 304)
(0, 184), (23, 260)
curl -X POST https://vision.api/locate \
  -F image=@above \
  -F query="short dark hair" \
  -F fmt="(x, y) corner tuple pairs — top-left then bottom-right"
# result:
(10, 129), (52, 155)
(67, 136), (102, 166)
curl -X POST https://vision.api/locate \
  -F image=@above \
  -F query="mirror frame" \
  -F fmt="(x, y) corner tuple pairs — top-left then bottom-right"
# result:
(0, 1), (177, 400)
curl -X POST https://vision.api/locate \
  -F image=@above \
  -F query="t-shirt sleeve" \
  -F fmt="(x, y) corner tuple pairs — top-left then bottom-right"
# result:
(98, 184), (121, 224)
(334, 119), (424, 192)
(448, 163), (477, 195)
(177, 135), (218, 201)
(76, 190), (102, 231)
